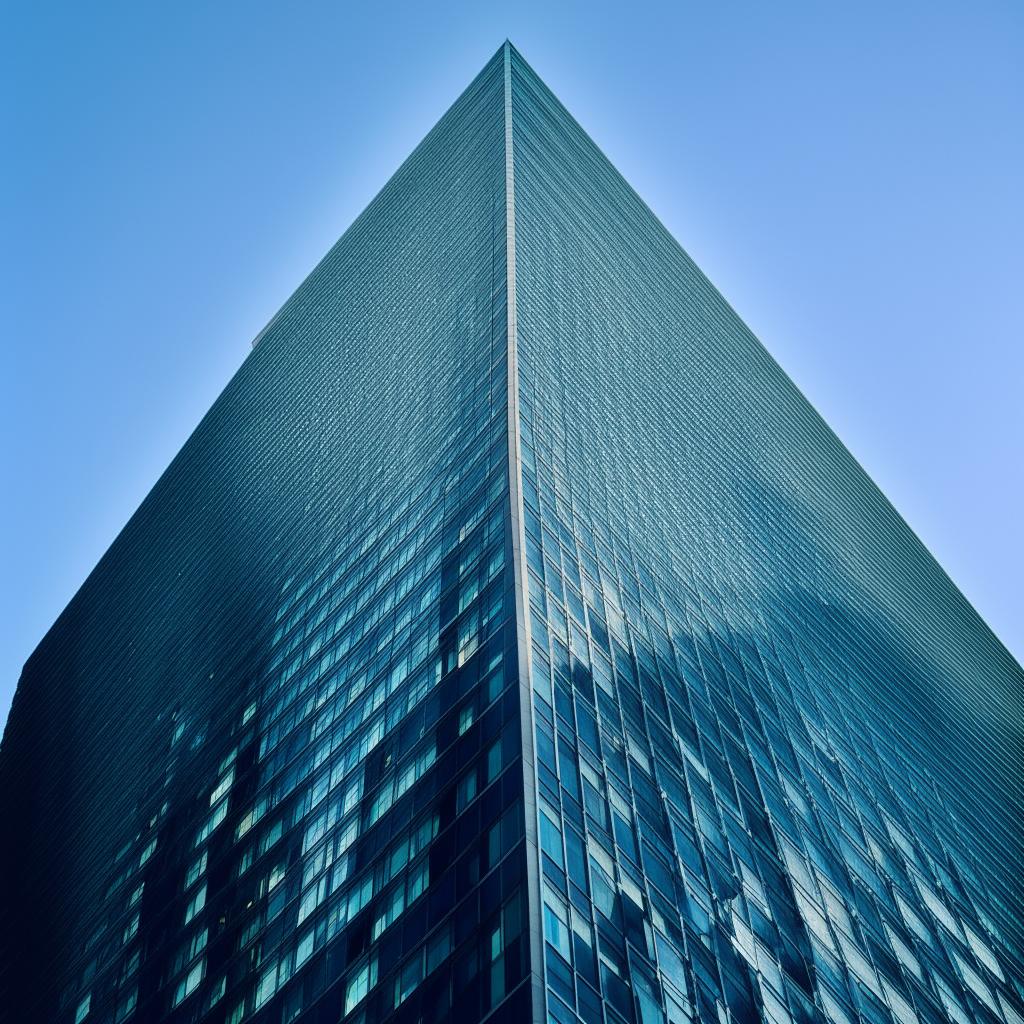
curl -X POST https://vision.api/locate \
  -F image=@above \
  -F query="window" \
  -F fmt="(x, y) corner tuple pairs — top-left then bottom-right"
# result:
(206, 976), (226, 1009)
(544, 901), (571, 962)
(426, 926), (451, 973)
(255, 960), (279, 1009)
(210, 768), (234, 806)
(195, 800), (228, 846)
(184, 883), (206, 925)
(119, 949), (140, 984)
(297, 879), (323, 925)
(138, 836), (157, 867)
(185, 851), (207, 889)
(187, 927), (208, 961)
(115, 988), (137, 1022)
(172, 960), (204, 1007)
(74, 994), (91, 1024)
(393, 954), (422, 1007)
(235, 798), (265, 840)
(267, 863), (286, 892)
(458, 770), (477, 810)
(261, 819), (284, 852)
(540, 810), (564, 867)
(295, 929), (314, 968)
(486, 740), (502, 782)
(372, 887), (405, 940)
(459, 577), (480, 613)
(408, 859), (429, 902)
(388, 837), (410, 878)
(345, 958), (377, 1013)
(457, 611), (480, 666)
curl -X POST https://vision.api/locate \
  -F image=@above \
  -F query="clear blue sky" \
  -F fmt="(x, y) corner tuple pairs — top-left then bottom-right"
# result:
(3, 1), (1021, 732)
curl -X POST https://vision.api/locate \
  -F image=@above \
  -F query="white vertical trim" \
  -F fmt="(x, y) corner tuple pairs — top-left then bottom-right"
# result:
(503, 40), (546, 1024)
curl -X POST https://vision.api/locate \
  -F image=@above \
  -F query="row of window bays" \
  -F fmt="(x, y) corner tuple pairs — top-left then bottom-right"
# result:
(58, 419), (532, 1023)
(66, 589), (528, 1023)
(48, 106), (515, 1023)
(515, 428), (1017, 1024)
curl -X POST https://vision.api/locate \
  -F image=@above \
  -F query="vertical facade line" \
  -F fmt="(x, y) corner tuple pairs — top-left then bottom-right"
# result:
(503, 40), (546, 1024)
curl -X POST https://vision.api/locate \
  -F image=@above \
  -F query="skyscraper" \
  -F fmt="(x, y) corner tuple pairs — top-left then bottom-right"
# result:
(2, 38), (1021, 1024)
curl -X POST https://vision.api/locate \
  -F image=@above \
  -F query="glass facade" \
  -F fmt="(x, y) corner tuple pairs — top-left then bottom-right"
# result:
(508, 46), (1023, 1024)
(1, 41), (1021, 1024)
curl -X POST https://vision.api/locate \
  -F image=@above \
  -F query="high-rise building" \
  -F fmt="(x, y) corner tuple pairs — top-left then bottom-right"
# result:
(2, 41), (1021, 1024)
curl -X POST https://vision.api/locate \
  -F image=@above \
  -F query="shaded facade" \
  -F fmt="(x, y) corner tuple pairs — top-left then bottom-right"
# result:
(2, 42), (1022, 1024)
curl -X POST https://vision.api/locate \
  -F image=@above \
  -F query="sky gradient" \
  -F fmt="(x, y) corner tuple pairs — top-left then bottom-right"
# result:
(3, 1), (1022, 733)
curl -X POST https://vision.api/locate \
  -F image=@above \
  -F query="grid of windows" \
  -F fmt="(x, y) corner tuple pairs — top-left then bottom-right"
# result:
(509, 45), (1023, 1024)
(1, 46), (532, 1024)
(2, 40), (1022, 1024)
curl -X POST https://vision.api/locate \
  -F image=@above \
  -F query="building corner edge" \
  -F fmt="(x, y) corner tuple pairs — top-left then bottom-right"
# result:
(503, 40), (546, 1024)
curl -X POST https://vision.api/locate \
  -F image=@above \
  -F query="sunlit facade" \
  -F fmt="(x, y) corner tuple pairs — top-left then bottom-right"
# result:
(2, 42), (1021, 1024)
